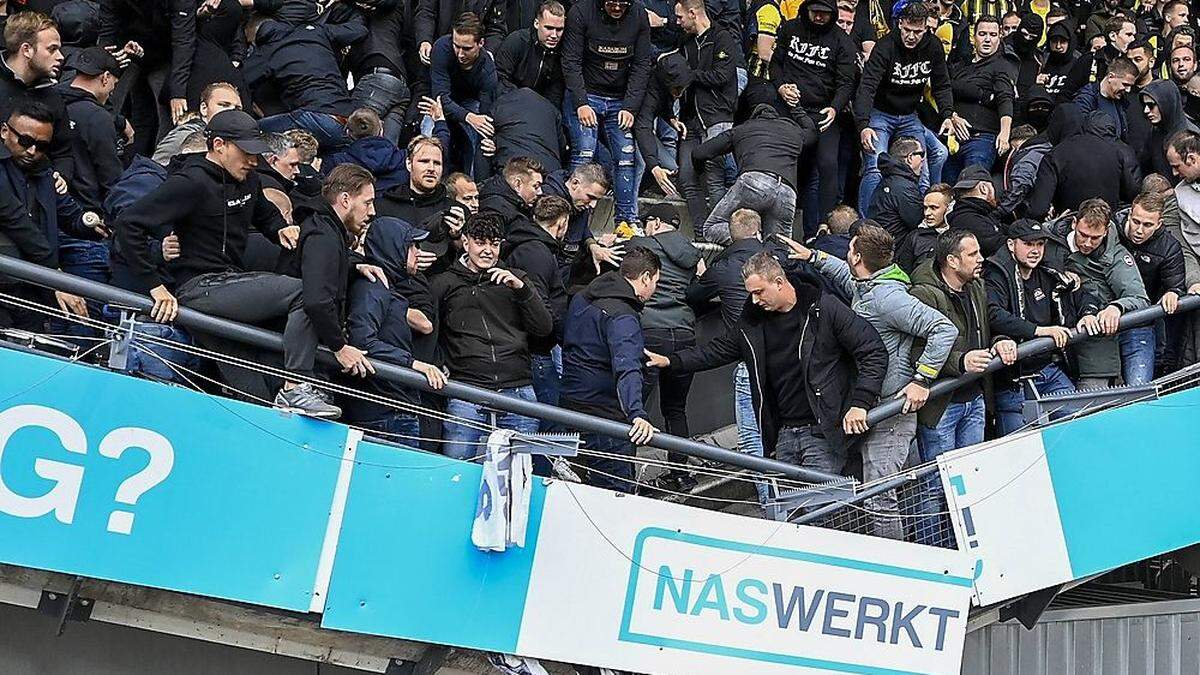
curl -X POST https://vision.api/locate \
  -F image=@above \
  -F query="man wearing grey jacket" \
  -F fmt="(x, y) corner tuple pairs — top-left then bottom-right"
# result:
(779, 223), (958, 540)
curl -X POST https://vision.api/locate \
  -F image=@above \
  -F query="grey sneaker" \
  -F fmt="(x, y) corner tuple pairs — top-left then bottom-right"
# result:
(275, 383), (342, 419)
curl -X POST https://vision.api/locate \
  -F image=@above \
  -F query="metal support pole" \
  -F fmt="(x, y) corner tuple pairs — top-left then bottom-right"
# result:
(0, 255), (842, 484)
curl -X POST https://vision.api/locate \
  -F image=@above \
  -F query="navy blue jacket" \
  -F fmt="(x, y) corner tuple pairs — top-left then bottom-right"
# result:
(561, 271), (648, 423)
(429, 34), (498, 124)
(0, 149), (90, 269)
(325, 121), (450, 192)
(347, 218), (431, 421)
(252, 17), (367, 117)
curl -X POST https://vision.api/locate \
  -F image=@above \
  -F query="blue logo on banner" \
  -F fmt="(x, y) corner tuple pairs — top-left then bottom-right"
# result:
(0, 348), (349, 611)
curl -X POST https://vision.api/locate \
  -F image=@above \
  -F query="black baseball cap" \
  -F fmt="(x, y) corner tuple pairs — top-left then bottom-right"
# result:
(807, 0), (837, 12)
(952, 165), (994, 191)
(641, 202), (681, 226)
(205, 110), (272, 155)
(75, 46), (121, 77)
(1008, 219), (1053, 242)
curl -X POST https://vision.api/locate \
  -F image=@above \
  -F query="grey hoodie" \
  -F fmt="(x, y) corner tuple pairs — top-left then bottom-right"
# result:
(629, 229), (702, 331)
(812, 252), (958, 396)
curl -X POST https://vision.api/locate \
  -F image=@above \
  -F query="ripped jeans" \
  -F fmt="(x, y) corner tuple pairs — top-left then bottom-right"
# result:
(564, 94), (638, 223)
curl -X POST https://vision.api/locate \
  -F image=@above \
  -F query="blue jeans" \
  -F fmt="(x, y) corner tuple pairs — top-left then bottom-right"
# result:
(734, 362), (769, 505)
(579, 430), (638, 493)
(531, 347), (562, 410)
(1119, 325), (1157, 386)
(422, 99), (480, 176)
(944, 133), (997, 185)
(359, 412), (421, 445)
(913, 394), (985, 547)
(565, 94), (637, 223)
(858, 111), (946, 214)
(443, 385), (539, 460)
(994, 363), (1076, 436)
(52, 238), (111, 338)
(259, 109), (349, 151)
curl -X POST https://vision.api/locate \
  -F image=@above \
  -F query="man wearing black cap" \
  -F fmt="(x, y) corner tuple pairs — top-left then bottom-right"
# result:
(628, 203), (702, 491)
(947, 164), (1005, 257)
(634, 52), (692, 202)
(60, 46), (122, 214)
(114, 109), (340, 418)
(770, 0), (857, 234)
(984, 219), (1083, 435)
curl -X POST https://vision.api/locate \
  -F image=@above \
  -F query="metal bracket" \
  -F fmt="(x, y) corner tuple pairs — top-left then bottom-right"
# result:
(106, 310), (138, 371)
(511, 432), (581, 457)
(37, 576), (93, 636)
(1022, 382), (1159, 427)
(767, 477), (857, 522)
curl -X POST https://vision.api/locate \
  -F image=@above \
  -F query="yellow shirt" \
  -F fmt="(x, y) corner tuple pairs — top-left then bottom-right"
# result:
(781, 0), (804, 21)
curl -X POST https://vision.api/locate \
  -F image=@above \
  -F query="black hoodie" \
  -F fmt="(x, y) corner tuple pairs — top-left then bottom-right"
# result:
(693, 104), (815, 190)
(628, 229), (702, 331)
(946, 196), (1005, 257)
(769, 9), (858, 113)
(949, 50), (1017, 135)
(115, 156), (288, 290)
(853, 30), (954, 130)
(1041, 21), (1078, 99)
(1027, 105), (1140, 220)
(376, 181), (457, 234)
(479, 174), (533, 235)
(346, 217), (430, 420)
(298, 202), (356, 351)
(0, 57), (73, 183)
(561, 0), (654, 112)
(429, 257), (553, 389)
(252, 17), (367, 118)
(504, 217), (568, 349)
(1141, 79), (1199, 178)
(58, 84), (122, 214)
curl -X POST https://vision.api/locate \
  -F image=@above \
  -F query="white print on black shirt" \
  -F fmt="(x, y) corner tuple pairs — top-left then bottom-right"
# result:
(786, 38), (831, 67)
(890, 60), (931, 87)
(226, 194), (252, 208)
(1043, 74), (1067, 95)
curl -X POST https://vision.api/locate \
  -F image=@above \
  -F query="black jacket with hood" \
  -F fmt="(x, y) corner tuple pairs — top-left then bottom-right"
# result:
(1041, 21), (1078, 100)
(58, 84), (123, 214)
(1141, 79), (1199, 179)
(252, 17), (367, 118)
(298, 202), (356, 351)
(1027, 105), (1140, 220)
(1115, 207), (1187, 302)
(561, 0), (654, 112)
(866, 152), (922, 238)
(429, 257), (553, 389)
(0, 57), (73, 182)
(685, 237), (769, 329)
(853, 29), (954, 130)
(629, 229), (702, 332)
(494, 27), (564, 105)
(946, 196), (1005, 258)
(347, 217), (430, 421)
(693, 104), (815, 190)
(768, 0), (858, 114)
(504, 217), (567, 349)
(671, 269), (887, 456)
(560, 270), (651, 423)
(115, 156), (288, 290)
(376, 181), (457, 234)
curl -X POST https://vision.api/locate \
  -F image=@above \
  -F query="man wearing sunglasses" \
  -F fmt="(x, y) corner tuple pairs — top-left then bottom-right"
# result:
(561, 0), (653, 226)
(0, 102), (95, 328)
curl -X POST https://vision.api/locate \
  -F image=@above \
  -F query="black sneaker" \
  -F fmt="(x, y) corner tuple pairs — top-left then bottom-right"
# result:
(274, 383), (342, 419)
(655, 471), (699, 495)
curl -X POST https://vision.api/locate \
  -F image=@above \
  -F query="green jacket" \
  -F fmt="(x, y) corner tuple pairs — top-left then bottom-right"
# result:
(908, 260), (996, 427)
(1045, 216), (1149, 378)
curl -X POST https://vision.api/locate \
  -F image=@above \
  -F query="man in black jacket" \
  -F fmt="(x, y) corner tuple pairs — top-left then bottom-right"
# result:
(486, 86), (567, 174)
(297, 164), (380, 397)
(1062, 14), (1134, 100)
(634, 52), (691, 201)
(694, 103), (814, 244)
(114, 110), (338, 417)
(651, 250), (887, 475)
(866, 136), (923, 238)
(1, 12), (72, 181)
(673, 0), (738, 228)
(479, 156), (543, 233)
(984, 219), (1081, 436)
(504, 194), (572, 406)
(562, 246), (661, 492)
(947, 165), (1005, 257)
(0, 101), (93, 329)
(853, 2), (965, 214)
(99, 0), (196, 154)
(251, 14), (367, 151)
(416, 0), (508, 65)
(494, 0), (565, 105)
(561, 0), (653, 225)
(344, 1), (412, 144)
(376, 135), (466, 270)
(770, 0), (857, 234)
(1116, 190), (1189, 384)
(61, 46), (122, 214)
(1026, 105), (1141, 220)
(945, 16), (1015, 181)
(1040, 20), (1078, 101)
(431, 212), (553, 459)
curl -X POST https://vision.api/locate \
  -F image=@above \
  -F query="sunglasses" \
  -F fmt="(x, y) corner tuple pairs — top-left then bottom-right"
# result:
(4, 124), (51, 153)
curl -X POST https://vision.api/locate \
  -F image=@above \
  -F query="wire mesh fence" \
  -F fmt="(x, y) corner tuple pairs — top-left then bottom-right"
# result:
(802, 471), (959, 550)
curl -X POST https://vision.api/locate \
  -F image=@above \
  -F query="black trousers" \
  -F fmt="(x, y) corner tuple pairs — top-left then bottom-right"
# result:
(642, 327), (695, 466)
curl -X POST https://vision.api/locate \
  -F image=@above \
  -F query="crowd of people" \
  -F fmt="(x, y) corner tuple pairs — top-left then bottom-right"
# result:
(3, 0), (1200, 531)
